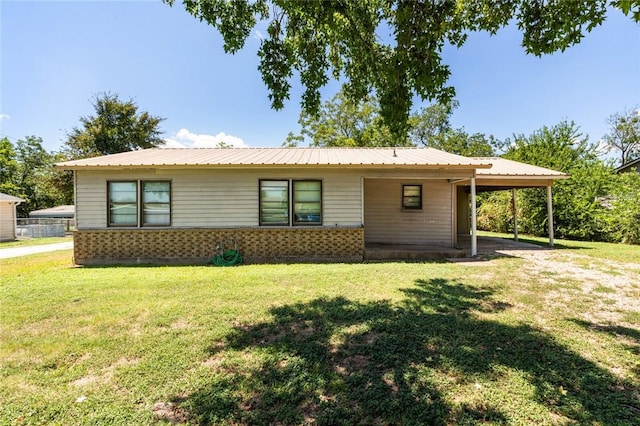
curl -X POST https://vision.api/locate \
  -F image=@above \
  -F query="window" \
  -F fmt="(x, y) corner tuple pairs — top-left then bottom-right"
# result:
(293, 180), (322, 225)
(108, 180), (171, 227)
(108, 181), (138, 226)
(402, 184), (422, 210)
(259, 179), (322, 226)
(142, 181), (171, 225)
(260, 180), (289, 225)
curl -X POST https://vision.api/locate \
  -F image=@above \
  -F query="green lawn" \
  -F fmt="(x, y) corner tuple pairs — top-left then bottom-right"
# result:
(0, 236), (71, 248)
(1, 245), (639, 425)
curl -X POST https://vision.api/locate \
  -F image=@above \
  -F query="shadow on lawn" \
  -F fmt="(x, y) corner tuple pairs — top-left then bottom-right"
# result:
(179, 279), (638, 425)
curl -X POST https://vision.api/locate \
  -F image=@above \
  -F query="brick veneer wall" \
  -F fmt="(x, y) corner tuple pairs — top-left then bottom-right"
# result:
(73, 227), (364, 265)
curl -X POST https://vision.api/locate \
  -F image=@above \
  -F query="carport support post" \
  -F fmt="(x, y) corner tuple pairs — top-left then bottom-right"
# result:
(471, 177), (477, 256)
(511, 188), (518, 242)
(547, 184), (554, 248)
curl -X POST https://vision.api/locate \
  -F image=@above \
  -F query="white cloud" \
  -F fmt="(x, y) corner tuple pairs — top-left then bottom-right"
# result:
(253, 29), (264, 41)
(162, 128), (248, 148)
(0, 113), (10, 121)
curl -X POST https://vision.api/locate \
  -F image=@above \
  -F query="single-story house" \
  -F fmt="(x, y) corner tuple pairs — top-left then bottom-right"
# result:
(614, 157), (640, 174)
(0, 193), (25, 242)
(55, 147), (567, 265)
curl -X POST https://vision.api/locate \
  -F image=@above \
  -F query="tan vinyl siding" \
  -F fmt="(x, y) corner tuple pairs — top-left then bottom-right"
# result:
(364, 178), (452, 245)
(75, 169), (363, 229)
(0, 203), (16, 241)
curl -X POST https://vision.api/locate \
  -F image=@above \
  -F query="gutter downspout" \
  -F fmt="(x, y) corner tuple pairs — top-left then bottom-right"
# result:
(13, 200), (22, 240)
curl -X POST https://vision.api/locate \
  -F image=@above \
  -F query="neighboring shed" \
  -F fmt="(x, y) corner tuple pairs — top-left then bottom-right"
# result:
(614, 157), (640, 174)
(29, 205), (75, 218)
(56, 147), (567, 265)
(0, 193), (25, 242)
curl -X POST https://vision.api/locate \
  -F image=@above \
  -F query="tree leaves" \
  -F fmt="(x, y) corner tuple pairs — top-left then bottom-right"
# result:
(63, 92), (165, 159)
(164, 0), (636, 140)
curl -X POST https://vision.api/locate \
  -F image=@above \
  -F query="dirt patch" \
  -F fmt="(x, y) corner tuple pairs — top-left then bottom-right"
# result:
(152, 401), (190, 423)
(498, 248), (640, 324)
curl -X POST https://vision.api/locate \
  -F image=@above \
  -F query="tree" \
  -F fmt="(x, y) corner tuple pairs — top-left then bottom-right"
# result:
(164, 0), (639, 140)
(10, 136), (60, 216)
(287, 89), (395, 147)
(288, 88), (501, 156)
(0, 137), (19, 195)
(478, 121), (612, 240)
(63, 92), (165, 159)
(603, 107), (640, 166)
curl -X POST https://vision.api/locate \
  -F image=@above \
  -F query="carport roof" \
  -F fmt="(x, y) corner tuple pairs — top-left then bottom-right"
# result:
(474, 157), (568, 178)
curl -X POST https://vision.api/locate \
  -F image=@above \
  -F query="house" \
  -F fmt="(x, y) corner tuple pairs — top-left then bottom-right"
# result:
(614, 157), (640, 174)
(0, 193), (25, 242)
(55, 147), (567, 265)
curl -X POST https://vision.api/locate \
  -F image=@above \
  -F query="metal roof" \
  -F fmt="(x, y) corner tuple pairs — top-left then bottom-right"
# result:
(55, 147), (493, 170)
(0, 193), (25, 203)
(474, 157), (568, 179)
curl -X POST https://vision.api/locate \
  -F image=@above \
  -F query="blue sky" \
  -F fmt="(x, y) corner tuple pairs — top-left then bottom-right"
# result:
(1, 1), (639, 154)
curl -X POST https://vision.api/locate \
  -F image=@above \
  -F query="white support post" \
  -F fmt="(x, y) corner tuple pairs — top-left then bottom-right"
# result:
(471, 177), (477, 256)
(546, 185), (554, 248)
(512, 188), (518, 242)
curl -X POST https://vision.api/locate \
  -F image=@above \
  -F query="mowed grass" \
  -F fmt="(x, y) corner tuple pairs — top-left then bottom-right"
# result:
(0, 236), (71, 248)
(1, 246), (639, 425)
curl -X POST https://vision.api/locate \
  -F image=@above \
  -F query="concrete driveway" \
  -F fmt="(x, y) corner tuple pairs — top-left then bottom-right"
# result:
(0, 241), (73, 259)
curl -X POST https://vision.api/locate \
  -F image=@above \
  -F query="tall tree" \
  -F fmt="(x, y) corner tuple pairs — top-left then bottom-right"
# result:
(63, 92), (165, 159)
(495, 121), (609, 240)
(0, 137), (19, 195)
(603, 107), (640, 166)
(11, 136), (58, 216)
(164, 0), (639, 140)
(288, 89), (395, 147)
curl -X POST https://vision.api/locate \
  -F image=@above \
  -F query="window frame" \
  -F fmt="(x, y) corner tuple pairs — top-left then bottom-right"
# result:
(141, 180), (172, 227)
(259, 179), (290, 226)
(108, 181), (139, 227)
(107, 180), (172, 228)
(402, 184), (423, 211)
(292, 180), (322, 226)
(258, 179), (323, 226)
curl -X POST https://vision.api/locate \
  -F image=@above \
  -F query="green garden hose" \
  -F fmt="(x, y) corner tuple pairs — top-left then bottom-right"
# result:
(209, 249), (243, 266)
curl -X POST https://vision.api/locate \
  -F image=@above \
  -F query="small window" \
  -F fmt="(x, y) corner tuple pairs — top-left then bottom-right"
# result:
(260, 180), (289, 225)
(293, 180), (322, 225)
(108, 181), (138, 226)
(402, 184), (422, 210)
(142, 181), (171, 225)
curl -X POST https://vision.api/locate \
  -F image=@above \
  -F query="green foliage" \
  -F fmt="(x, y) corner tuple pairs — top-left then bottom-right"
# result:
(478, 121), (635, 242)
(290, 89), (396, 147)
(477, 192), (513, 233)
(0, 137), (19, 195)
(63, 92), (165, 159)
(288, 89), (501, 155)
(599, 172), (640, 244)
(603, 106), (640, 166)
(165, 0), (637, 140)
(9, 136), (60, 216)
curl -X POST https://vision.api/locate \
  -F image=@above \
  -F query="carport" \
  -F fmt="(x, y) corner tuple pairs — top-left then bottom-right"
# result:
(454, 157), (569, 255)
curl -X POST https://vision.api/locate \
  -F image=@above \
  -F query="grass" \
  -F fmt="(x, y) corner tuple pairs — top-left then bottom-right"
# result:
(477, 230), (640, 264)
(1, 244), (639, 425)
(0, 236), (71, 248)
